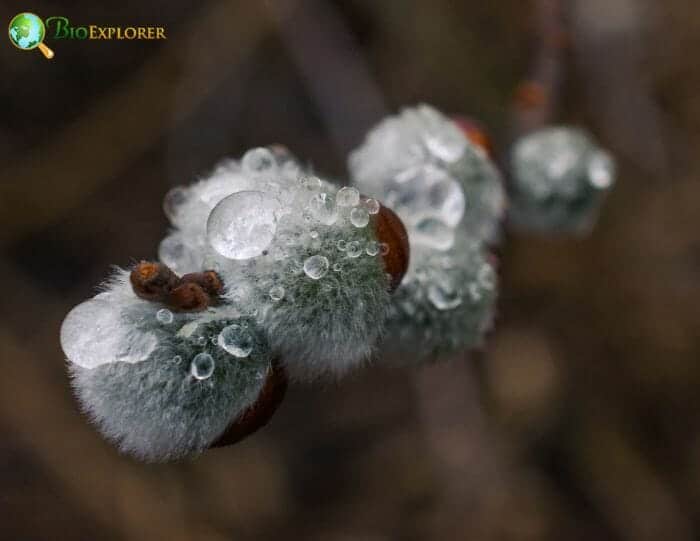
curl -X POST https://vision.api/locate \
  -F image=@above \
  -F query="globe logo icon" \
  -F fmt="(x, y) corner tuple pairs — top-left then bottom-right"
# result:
(8, 12), (54, 59)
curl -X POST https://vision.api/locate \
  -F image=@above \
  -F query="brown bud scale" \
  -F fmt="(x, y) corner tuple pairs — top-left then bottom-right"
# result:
(130, 262), (222, 312)
(210, 363), (288, 448)
(370, 203), (409, 292)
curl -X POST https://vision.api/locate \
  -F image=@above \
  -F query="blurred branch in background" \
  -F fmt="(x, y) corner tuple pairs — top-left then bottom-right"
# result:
(508, 0), (567, 141)
(266, 0), (387, 156)
(570, 0), (669, 176)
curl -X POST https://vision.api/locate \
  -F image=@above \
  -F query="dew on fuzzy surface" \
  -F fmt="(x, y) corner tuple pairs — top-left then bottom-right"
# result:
(190, 352), (215, 380)
(217, 324), (254, 358)
(303, 255), (329, 279)
(206, 190), (280, 260)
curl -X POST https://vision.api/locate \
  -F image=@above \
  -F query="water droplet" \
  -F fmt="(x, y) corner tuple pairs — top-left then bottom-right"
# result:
(162, 187), (188, 223)
(468, 283), (482, 302)
(336, 186), (360, 207)
(196, 336), (207, 346)
(217, 324), (254, 358)
(333, 262), (343, 272)
(350, 207), (370, 228)
(365, 240), (379, 256)
(207, 190), (280, 260)
(190, 353), (215, 380)
(477, 264), (496, 290)
(303, 255), (329, 279)
(177, 321), (200, 338)
(379, 243), (390, 255)
(156, 308), (173, 324)
(269, 285), (285, 301)
(423, 132), (466, 163)
(413, 217), (455, 251)
(364, 198), (380, 214)
(158, 235), (197, 274)
(171, 355), (182, 365)
(428, 279), (462, 310)
(301, 175), (322, 191)
(336, 239), (347, 251)
(346, 241), (362, 258)
(241, 147), (275, 173)
(308, 192), (337, 225)
(588, 150), (615, 189)
(60, 298), (157, 369)
(310, 230), (319, 239)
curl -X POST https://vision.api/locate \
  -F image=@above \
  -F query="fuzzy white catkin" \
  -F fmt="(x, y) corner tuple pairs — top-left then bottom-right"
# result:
(348, 104), (501, 363)
(382, 237), (497, 364)
(508, 126), (616, 233)
(161, 147), (391, 379)
(62, 271), (271, 461)
(349, 104), (506, 247)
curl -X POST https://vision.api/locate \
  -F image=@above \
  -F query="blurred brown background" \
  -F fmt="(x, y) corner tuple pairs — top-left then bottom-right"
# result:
(1, 1), (699, 539)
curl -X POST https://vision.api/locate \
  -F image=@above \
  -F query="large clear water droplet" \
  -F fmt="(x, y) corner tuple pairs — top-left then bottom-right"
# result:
(336, 186), (360, 207)
(217, 324), (254, 358)
(350, 207), (370, 228)
(162, 187), (188, 224)
(308, 192), (337, 225)
(413, 217), (455, 251)
(363, 198), (380, 214)
(60, 299), (157, 369)
(301, 175), (322, 191)
(206, 190), (280, 260)
(303, 255), (329, 279)
(190, 353), (215, 380)
(158, 234), (200, 274)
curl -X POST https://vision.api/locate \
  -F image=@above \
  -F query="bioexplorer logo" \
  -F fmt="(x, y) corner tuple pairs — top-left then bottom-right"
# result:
(8, 12), (167, 59)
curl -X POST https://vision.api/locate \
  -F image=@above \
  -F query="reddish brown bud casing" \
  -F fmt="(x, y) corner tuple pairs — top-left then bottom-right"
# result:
(370, 202), (409, 292)
(210, 363), (288, 448)
(168, 282), (211, 312)
(452, 115), (494, 158)
(130, 262), (222, 313)
(180, 270), (224, 297)
(513, 81), (548, 111)
(130, 261), (179, 302)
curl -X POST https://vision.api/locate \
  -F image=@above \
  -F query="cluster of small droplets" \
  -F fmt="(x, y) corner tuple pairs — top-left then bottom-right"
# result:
(509, 127), (616, 233)
(349, 104), (505, 249)
(346, 105), (505, 362)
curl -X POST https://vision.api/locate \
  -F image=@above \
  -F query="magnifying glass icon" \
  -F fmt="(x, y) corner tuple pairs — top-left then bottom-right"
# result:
(8, 12), (55, 59)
